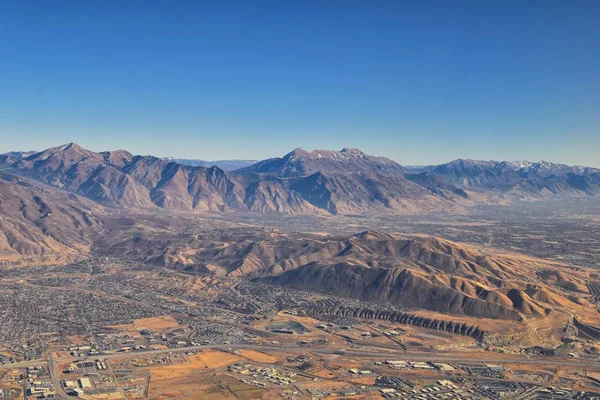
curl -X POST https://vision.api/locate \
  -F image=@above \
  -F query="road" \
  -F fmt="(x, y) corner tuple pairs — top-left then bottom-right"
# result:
(48, 353), (71, 399)
(3, 342), (598, 372)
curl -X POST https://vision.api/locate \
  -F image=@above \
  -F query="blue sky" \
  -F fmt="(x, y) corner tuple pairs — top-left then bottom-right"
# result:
(0, 1), (598, 166)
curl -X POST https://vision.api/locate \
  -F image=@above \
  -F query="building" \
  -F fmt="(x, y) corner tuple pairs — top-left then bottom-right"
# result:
(434, 362), (455, 371)
(78, 377), (92, 389)
(386, 360), (408, 368)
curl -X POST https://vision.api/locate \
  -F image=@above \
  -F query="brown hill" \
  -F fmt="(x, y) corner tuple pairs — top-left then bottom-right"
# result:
(255, 231), (580, 321)
(0, 170), (104, 262)
(262, 262), (523, 320)
(96, 225), (594, 322)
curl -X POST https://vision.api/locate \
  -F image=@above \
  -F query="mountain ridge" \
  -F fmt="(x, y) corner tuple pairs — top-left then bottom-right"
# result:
(1, 143), (599, 216)
(162, 157), (257, 171)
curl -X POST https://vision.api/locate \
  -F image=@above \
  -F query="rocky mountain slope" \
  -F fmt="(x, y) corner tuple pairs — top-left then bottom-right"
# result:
(2, 144), (598, 215)
(257, 231), (597, 321)
(0, 170), (104, 262)
(234, 148), (470, 214)
(0, 144), (468, 215)
(1, 143), (246, 212)
(241, 148), (407, 177)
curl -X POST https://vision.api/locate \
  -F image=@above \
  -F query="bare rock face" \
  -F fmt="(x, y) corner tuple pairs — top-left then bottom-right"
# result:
(6, 143), (154, 208)
(7, 144), (440, 215)
(1, 144), (463, 215)
(243, 180), (325, 214)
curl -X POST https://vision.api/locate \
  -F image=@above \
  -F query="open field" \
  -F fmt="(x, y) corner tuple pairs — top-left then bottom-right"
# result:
(194, 350), (244, 369)
(124, 316), (180, 331)
(236, 349), (279, 364)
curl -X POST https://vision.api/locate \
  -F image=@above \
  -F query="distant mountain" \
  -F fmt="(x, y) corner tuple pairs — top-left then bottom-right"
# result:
(0, 143), (246, 212)
(1, 144), (598, 215)
(7, 143), (155, 209)
(163, 157), (257, 171)
(0, 144), (467, 215)
(411, 159), (600, 197)
(241, 147), (407, 177)
(404, 172), (469, 200)
(234, 148), (467, 214)
(0, 150), (36, 165)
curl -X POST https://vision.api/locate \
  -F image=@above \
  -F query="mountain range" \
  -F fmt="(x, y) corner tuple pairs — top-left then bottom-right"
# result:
(1, 143), (598, 217)
(409, 159), (600, 196)
(162, 157), (257, 171)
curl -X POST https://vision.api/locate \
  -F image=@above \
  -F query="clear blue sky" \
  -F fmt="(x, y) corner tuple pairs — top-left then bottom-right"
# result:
(1, 1), (598, 166)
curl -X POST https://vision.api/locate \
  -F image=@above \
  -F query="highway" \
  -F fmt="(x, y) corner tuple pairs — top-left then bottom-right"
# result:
(3, 342), (598, 372)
